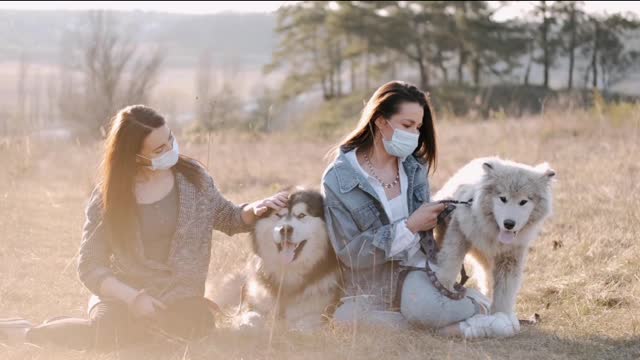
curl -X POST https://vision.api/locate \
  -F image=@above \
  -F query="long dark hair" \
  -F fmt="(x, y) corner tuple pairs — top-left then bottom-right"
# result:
(328, 81), (438, 173)
(100, 105), (204, 250)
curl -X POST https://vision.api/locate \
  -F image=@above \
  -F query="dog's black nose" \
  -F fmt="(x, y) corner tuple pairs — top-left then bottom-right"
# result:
(504, 219), (515, 230)
(279, 225), (294, 238)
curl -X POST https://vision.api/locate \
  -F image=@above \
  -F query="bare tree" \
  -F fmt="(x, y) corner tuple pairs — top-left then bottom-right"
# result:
(46, 73), (58, 127)
(123, 47), (164, 106)
(193, 51), (245, 132)
(16, 52), (29, 134)
(59, 10), (164, 136)
(195, 49), (215, 131)
(30, 71), (43, 131)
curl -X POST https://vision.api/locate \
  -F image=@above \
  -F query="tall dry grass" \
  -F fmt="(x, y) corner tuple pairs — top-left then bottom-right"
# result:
(1, 107), (639, 359)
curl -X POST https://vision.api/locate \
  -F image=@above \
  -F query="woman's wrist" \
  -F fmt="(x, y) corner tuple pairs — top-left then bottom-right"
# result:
(240, 203), (256, 225)
(99, 276), (141, 305)
(405, 218), (419, 235)
(127, 289), (147, 309)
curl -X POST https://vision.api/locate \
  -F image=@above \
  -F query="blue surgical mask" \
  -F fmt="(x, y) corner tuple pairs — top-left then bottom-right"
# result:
(382, 123), (419, 158)
(138, 138), (179, 171)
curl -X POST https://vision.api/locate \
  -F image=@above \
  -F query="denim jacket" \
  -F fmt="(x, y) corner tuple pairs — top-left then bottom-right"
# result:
(321, 150), (430, 304)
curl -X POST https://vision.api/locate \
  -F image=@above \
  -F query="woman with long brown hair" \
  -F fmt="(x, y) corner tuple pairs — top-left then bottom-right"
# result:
(322, 81), (514, 338)
(0, 105), (288, 350)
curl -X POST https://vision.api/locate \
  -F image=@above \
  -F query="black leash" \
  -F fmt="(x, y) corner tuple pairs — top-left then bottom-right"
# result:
(436, 199), (473, 222)
(393, 198), (474, 309)
(430, 198), (473, 287)
(438, 199), (473, 286)
(417, 198), (473, 263)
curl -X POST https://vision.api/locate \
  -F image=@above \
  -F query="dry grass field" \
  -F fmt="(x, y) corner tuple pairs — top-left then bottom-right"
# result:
(1, 106), (639, 359)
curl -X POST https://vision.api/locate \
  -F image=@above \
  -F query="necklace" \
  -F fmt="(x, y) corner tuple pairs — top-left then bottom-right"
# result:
(363, 152), (400, 189)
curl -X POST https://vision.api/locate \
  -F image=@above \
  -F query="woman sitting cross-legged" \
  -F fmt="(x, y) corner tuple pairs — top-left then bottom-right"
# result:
(0, 105), (288, 351)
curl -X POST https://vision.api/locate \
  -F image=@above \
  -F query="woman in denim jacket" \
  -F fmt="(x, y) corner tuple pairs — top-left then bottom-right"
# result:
(322, 81), (510, 338)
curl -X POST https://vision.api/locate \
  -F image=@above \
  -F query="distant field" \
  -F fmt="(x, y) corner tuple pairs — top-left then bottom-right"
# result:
(0, 60), (284, 133)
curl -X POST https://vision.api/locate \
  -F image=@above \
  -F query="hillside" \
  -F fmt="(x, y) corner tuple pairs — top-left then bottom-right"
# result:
(0, 10), (276, 67)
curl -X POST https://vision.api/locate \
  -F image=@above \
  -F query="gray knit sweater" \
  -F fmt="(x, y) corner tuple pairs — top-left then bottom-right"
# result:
(77, 166), (252, 304)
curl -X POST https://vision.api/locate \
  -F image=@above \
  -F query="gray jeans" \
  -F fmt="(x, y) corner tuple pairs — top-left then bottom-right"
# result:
(333, 271), (488, 330)
(333, 294), (410, 330)
(400, 270), (486, 329)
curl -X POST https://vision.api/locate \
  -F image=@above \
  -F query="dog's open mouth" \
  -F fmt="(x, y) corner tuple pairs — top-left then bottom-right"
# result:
(276, 240), (307, 265)
(498, 230), (518, 244)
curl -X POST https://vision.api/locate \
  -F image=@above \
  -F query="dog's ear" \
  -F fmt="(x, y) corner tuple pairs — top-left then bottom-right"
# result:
(535, 162), (556, 181)
(280, 185), (309, 200)
(276, 185), (297, 194)
(482, 161), (497, 177)
(290, 183), (323, 196)
(292, 185), (307, 193)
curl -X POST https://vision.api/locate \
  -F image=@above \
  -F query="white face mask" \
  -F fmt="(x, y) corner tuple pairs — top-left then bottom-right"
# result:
(382, 122), (420, 158)
(138, 138), (179, 171)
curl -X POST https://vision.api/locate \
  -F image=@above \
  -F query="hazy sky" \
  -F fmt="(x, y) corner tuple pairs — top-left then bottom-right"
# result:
(0, 1), (287, 13)
(0, 1), (638, 18)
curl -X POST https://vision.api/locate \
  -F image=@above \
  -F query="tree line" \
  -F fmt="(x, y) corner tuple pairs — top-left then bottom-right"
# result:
(266, 1), (640, 101)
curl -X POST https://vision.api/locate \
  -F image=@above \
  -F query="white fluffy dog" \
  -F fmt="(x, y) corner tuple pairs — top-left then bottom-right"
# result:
(433, 157), (555, 320)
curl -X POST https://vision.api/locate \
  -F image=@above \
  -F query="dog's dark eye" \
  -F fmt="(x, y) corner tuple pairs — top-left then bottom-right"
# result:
(500, 196), (507, 203)
(297, 213), (306, 220)
(275, 213), (285, 219)
(519, 200), (528, 206)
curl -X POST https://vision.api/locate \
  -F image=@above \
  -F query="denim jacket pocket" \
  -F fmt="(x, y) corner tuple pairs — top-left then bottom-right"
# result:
(352, 202), (381, 231)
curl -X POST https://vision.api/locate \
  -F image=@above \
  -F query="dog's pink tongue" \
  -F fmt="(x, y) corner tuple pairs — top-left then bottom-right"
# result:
(280, 242), (296, 265)
(498, 230), (516, 244)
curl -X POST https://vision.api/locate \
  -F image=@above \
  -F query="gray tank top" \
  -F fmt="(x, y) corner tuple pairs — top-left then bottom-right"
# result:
(136, 184), (178, 263)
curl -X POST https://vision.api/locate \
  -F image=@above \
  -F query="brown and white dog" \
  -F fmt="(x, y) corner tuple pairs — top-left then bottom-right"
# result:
(209, 190), (342, 331)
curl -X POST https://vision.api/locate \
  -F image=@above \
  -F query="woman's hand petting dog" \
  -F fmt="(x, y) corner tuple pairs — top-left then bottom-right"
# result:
(242, 191), (290, 225)
(253, 191), (289, 217)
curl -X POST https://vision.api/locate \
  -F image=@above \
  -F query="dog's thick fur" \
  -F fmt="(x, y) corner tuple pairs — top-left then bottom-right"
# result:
(208, 190), (341, 331)
(432, 157), (555, 315)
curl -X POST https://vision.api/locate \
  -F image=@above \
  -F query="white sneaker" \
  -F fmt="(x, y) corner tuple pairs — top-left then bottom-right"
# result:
(459, 312), (520, 339)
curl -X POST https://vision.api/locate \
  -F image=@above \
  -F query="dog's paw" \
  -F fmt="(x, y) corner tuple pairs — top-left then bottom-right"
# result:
(491, 312), (520, 337)
(506, 312), (521, 333)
